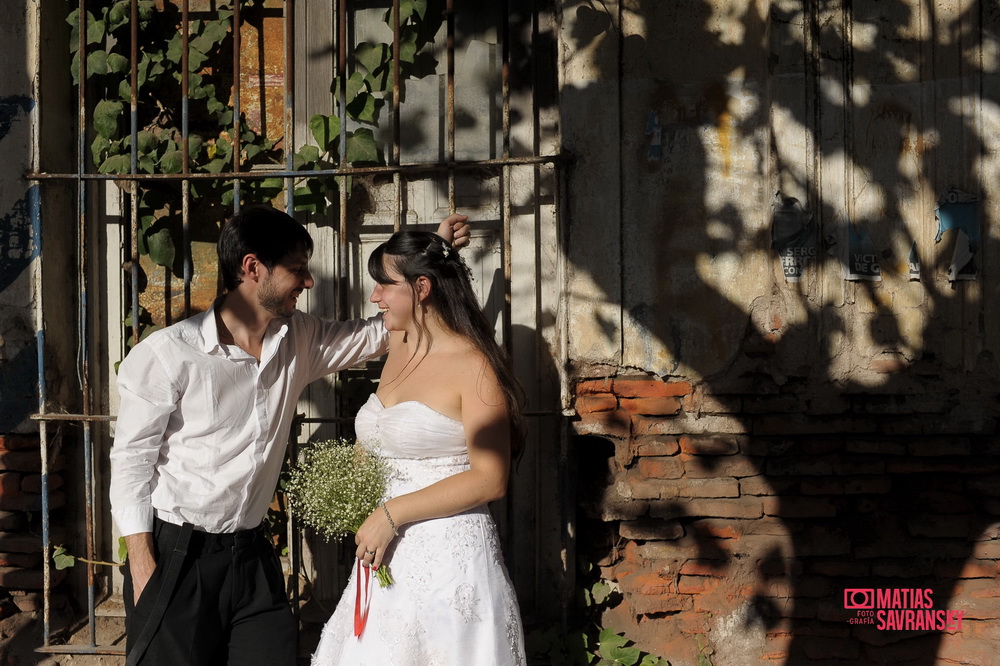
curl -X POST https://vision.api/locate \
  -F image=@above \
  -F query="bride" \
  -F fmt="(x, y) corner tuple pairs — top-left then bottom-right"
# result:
(311, 229), (527, 665)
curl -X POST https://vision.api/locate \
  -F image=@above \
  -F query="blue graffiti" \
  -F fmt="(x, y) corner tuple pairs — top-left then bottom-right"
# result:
(0, 188), (39, 294)
(0, 95), (34, 140)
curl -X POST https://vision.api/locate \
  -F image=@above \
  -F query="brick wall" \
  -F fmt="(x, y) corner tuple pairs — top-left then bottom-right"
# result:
(572, 371), (1000, 666)
(0, 434), (66, 617)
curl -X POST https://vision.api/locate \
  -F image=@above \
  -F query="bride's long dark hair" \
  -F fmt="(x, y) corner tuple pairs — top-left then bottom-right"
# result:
(368, 230), (526, 459)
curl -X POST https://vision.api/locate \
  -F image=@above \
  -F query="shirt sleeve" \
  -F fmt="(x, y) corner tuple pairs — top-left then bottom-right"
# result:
(109, 338), (180, 537)
(297, 313), (389, 382)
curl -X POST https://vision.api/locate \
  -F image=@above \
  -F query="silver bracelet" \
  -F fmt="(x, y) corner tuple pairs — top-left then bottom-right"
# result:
(382, 502), (399, 536)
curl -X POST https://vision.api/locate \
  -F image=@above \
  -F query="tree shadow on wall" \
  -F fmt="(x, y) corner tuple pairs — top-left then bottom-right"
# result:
(563, 0), (1000, 664)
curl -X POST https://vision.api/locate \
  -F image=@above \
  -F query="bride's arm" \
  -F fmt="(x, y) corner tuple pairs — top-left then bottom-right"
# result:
(354, 364), (511, 570)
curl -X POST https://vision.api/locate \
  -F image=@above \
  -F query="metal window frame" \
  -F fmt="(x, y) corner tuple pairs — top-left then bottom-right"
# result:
(28, 0), (570, 655)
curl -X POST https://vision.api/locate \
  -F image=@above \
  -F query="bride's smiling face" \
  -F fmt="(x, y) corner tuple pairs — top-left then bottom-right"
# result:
(369, 258), (418, 331)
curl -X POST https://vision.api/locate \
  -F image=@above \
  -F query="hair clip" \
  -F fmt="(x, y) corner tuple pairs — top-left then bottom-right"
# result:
(441, 241), (451, 258)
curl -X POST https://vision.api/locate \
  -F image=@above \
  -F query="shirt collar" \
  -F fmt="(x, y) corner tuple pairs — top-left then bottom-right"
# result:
(200, 297), (226, 354)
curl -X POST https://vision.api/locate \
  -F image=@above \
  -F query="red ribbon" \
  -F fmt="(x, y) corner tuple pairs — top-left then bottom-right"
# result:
(353, 557), (373, 637)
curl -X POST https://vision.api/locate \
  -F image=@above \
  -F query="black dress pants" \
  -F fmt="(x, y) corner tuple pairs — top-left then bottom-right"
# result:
(122, 518), (297, 666)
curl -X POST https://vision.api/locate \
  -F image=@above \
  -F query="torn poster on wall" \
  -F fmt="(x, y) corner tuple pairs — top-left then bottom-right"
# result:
(935, 189), (979, 281)
(771, 193), (816, 282)
(846, 224), (882, 281)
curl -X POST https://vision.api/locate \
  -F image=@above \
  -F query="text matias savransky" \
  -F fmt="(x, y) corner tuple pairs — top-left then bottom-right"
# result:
(846, 588), (965, 631)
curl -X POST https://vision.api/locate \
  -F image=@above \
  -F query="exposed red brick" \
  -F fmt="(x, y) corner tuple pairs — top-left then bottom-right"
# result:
(938, 559), (998, 579)
(0, 490), (66, 512)
(678, 574), (720, 594)
(675, 478), (739, 499)
(679, 434), (741, 455)
(800, 478), (844, 495)
(763, 496), (837, 518)
(634, 436), (680, 457)
(20, 473), (64, 494)
(619, 519), (684, 541)
(574, 409), (631, 438)
(0, 552), (41, 568)
(682, 453), (761, 479)
(679, 560), (727, 577)
(620, 570), (675, 596)
(809, 560), (870, 577)
(620, 470), (676, 500)
(907, 515), (970, 538)
(0, 473), (20, 499)
(0, 435), (39, 452)
(843, 477), (892, 494)
(575, 378), (614, 395)
(0, 511), (26, 531)
(739, 475), (794, 496)
(681, 498), (764, 520)
(637, 457), (684, 480)
(621, 397), (682, 416)
(613, 378), (692, 399)
(0, 567), (65, 590)
(688, 519), (741, 540)
(676, 612), (709, 635)
(574, 395), (617, 414)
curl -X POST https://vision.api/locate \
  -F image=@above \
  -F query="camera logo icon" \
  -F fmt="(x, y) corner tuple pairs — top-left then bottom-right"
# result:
(844, 589), (875, 610)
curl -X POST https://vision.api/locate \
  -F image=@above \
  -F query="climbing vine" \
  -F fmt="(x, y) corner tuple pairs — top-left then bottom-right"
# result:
(68, 0), (440, 341)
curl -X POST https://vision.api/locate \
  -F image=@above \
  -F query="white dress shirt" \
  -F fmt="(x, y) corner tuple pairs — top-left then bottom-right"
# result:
(109, 302), (388, 536)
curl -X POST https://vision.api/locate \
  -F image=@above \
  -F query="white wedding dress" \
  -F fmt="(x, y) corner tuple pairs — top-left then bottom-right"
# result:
(311, 393), (526, 666)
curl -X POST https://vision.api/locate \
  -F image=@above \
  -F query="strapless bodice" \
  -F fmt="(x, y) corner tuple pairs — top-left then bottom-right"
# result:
(355, 393), (468, 459)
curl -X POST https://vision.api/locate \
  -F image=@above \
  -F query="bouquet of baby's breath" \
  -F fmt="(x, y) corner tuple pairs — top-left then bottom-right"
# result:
(286, 438), (393, 586)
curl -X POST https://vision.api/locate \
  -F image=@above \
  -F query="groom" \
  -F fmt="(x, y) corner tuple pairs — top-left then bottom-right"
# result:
(110, 205), (469, 665)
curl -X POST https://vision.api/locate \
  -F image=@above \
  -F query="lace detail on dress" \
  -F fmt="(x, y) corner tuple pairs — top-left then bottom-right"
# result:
(451, 583), (482, 623)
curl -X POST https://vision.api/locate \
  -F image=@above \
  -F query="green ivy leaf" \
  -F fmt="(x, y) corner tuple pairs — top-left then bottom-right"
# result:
(607, 644), (641, 666)
(145, 226), (175, 268)
(108, 2), (130, 32)
(592, 580), (612, 605)
(160, 149), (184, 174)
(639, 655), (670, 666)
(117, 537), (128, 563)
(344, 128), (380, 164)
(52, 546), (76, 570)
(165, 33), (183, 64)
(293, 179), (329, 214)
(91, 135), (112, 164)
(355, 43), (390, 76)
(87, 18), (106, 45)
(107, 52), (129, 74)
(188, 47), (208, 72)
(203, 158), (228, 174)
(347, 93), (383, 125)
(696, 655), (713, 666)
(135, 130), (157, 154)
(87, 49), (109, 77)
(186, 135), (204, 160)
(309, 114), (341, 153)
(94, 99), (123, 139)
(99, 154), (131, 175)
(296, 144), (320, 165)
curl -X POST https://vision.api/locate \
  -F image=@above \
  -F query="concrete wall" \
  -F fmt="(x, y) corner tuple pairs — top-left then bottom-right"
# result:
(561, 1), (1000, 664)
(0, 0), (39, 434)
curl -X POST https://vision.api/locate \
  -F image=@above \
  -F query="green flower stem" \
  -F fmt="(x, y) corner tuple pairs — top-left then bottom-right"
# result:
(374, 564), (394, 588)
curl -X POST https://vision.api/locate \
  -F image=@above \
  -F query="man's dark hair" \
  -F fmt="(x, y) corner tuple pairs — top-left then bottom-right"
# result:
(217, 205), (314, 291)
